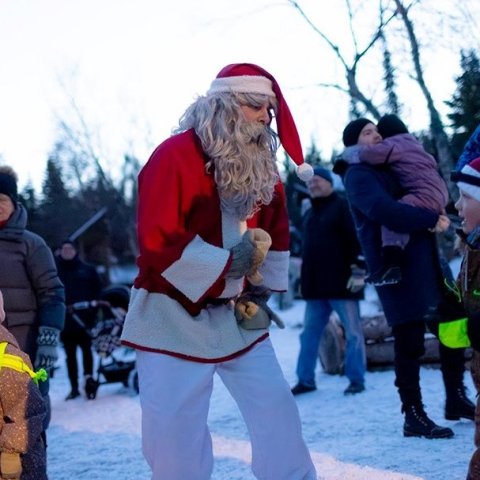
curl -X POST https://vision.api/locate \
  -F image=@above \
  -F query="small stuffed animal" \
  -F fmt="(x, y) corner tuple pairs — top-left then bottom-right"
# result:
(246, 228), (272, 286)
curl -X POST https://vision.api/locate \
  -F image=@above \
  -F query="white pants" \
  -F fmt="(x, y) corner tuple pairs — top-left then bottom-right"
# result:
(136, 339), (317, 480)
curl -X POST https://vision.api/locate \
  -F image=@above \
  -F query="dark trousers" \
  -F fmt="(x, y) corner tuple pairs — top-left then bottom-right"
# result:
(62, 330), (94, 391)
(392, 320), (466, 407)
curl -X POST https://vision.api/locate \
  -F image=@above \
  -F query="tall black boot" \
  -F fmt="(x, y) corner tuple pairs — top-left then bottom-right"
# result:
(445, 386), (475, 421)
(402, 404), (454, 439)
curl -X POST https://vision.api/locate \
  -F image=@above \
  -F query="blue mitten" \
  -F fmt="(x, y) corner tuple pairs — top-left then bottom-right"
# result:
(35, 326), (60, 370)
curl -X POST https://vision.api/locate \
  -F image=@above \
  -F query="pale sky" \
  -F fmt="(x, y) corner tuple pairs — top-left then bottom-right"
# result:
(0, 0), (479, 190)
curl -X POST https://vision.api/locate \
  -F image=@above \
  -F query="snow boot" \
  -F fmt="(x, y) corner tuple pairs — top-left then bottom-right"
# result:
(366, 266), (402, 286)
(445, 386), (475, 421)
(344, 382), (365, 395)
(291, 382), (317, 396)
(85, 375), (99, 400)
(402, 404), (454, 439)
(366, 246), (404, 286)
(65, 389), (80, 401)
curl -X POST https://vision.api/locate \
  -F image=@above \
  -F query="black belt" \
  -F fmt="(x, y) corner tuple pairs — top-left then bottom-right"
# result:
(205, 297), (234, 306)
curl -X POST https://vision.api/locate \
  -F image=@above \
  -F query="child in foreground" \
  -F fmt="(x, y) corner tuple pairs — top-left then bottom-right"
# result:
(450, 157), (480, 480)
(0, 290), (47, 480)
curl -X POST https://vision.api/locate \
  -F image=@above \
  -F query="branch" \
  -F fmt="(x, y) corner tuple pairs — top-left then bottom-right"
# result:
(288, 0), (348, 69)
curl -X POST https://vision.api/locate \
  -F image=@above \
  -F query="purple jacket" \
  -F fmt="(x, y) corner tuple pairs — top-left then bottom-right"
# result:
(359, 133), (448, 212)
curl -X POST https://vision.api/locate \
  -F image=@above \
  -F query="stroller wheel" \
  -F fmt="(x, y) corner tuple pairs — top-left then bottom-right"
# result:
(128, 369), (139, 394)
(85, 376), (99, 400)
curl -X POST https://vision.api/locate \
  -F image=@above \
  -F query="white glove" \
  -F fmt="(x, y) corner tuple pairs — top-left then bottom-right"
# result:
(246, 229), (272, 285)
(346, 264), (366, 293)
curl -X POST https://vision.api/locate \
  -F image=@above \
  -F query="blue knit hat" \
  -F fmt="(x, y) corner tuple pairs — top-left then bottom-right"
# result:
(312, 166), (333, 184)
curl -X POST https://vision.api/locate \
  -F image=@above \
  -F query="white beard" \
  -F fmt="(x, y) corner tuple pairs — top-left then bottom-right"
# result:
(214, 123), (278, 220)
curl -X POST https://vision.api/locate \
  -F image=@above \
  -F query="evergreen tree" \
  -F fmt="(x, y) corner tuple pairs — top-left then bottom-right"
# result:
(37, 155), (78, 248)
(446, 49), (480, 160)
(380, 31), (401, 115)
(19, 182), (38, 224)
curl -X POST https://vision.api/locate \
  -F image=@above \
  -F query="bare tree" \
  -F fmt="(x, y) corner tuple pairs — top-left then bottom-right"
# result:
(288, 0), (398, 119)
(392, 0), (457, 199)
(288, 0), (471, 199)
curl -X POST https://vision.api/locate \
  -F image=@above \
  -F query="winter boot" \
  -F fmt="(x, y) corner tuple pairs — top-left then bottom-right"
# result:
(344, 382), (365, 395)
(366, 266), (402, 286)
(291, 382), (317, 396)
(366, 246), (404, 286)
(402, 404), (454, 439)
(445, 386), (475, 421)
(84, 375), (99, 400)
(65, 389), (80, 401)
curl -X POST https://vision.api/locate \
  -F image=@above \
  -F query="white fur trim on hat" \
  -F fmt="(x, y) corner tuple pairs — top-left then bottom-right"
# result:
(458, 164), (480, 202)
(297, 163), (314, 181)
(208, 76), (274, 97)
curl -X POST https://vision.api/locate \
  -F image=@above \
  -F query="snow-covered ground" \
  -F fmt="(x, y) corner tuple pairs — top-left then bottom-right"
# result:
(47, 285), (475, 479)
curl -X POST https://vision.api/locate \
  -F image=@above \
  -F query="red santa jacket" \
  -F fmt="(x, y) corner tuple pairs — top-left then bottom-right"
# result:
(121, 129), (290, 362)
(133, 129), (290, 316)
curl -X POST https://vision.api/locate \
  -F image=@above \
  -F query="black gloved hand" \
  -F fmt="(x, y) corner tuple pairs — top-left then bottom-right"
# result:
(424, 288), (467, 326)
(425, 289), (469, 348)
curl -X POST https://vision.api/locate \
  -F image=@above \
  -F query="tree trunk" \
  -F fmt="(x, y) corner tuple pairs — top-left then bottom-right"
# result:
(393, 0), (458, 200)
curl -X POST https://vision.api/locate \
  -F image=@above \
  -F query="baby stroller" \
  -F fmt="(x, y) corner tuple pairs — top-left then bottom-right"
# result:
(69, 284), (138, 399)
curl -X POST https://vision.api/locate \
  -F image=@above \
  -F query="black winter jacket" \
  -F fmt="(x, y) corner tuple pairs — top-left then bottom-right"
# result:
(56, 255), (103, 334)
(300, 192), (364, 300)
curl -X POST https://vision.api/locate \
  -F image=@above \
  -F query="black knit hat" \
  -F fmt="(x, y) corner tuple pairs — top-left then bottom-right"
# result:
(342, 118), (374, 147)
(377, 114), (409, 139)
(0, 171), (18, 205)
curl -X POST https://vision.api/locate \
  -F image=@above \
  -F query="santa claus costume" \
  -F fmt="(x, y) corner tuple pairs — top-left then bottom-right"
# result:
(121, 63), (316, 480)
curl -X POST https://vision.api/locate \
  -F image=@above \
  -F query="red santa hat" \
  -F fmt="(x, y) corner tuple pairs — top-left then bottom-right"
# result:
(208, 63), (313, 181)
(451, 157), (480, 202)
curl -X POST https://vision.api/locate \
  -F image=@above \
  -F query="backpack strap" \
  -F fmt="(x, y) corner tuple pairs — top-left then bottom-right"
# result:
(0, 341), (48, 385)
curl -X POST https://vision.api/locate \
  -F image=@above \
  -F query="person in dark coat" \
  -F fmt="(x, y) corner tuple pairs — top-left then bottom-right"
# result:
(56, 240), (103, 400)
(0, 165), (65, 448)
(291, 166), (366, 396)
(334, 118), (474, 439)
(341, 114), (449, 286)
